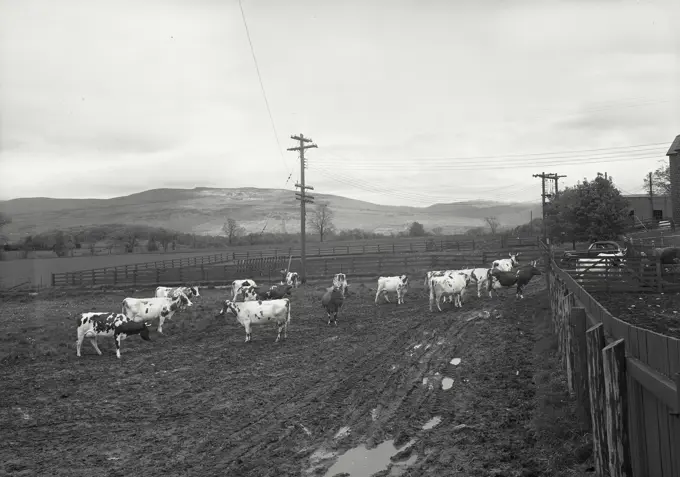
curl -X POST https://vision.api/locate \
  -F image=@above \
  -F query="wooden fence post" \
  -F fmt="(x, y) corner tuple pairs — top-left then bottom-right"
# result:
(570, 307), (591, 429)
(133, 265), (138, 287)
(586, 323), (609, 477)
(602, 339), (632, 477)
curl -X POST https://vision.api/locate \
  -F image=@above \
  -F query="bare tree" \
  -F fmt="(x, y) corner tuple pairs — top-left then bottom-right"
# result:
(431, 226), (443, 236)
(223, 218), (245, 245)
(484, 216), (501, 235)
(308, 203), (335, 242)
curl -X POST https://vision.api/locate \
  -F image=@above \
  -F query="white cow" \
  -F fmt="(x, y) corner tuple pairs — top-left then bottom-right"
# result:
(333, 273), (349, 297)
(218, 298), (291, 343)
(155, 285), (200, 310)
(429, 273), (469, 312)
(76, 312), (151, 359)
(232, 279), (257, 300)
(492, 253), (521, 272)
(285, 272), (300, 288)
(121, 292), (191, 334)
(466, 267), (493, 298)
(155, 285), (200, 299)
(375, 275), (409, 305)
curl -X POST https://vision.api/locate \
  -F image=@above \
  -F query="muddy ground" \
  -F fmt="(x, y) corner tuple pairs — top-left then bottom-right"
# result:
(591, 292), (680, 339)
(1, 279), (592, 476)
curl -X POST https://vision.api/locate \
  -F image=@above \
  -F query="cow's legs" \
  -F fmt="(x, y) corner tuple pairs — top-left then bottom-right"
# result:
(383, 292), (391, 304)
(157, 315), (166, 335)
(89, 337), (103, 355)
(244, 323), (252, 342)
(375, 288), (384, 304)
(115, 335), (122, 359)
(276, 323), (283, 342)
(76, 336), (84, 357)
(436, 294), (443, 312)
(333, 312), (338, 326)
(327, 310), (332, 325)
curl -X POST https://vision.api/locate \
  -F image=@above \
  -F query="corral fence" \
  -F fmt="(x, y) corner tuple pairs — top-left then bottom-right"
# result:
(49, 237), (539, 288)
(541, 241), (680, 477)
(557, 248), (680, 294)
(50, 247), (545, 289)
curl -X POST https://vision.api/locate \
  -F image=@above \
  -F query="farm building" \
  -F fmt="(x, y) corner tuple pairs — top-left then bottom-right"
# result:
(667, 133), (680, 224)
(623, 193), (672, 222)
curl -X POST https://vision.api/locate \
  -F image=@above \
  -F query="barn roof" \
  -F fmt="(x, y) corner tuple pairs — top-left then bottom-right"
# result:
(667, 134), (680, 156)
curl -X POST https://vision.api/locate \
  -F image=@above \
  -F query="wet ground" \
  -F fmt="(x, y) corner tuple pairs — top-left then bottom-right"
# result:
(1, 280), (592, 476)
(591, 291), (680, 339)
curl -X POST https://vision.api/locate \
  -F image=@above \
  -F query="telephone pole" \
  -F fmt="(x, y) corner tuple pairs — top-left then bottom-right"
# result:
(287, 133), (317, 283)
(648, 171), (654, 221)
(533, 172), (566, 243)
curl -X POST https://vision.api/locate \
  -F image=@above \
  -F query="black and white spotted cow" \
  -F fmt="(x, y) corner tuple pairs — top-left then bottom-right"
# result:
(232, 279), (257, 300)
(375, 275), (409, 305)
(121, 292), (191, 334)
(75, 312), (151, 359)
(285, 272), (300, 288)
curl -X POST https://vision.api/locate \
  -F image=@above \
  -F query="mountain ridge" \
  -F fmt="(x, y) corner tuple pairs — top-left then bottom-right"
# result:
(0, 187), (540, 239)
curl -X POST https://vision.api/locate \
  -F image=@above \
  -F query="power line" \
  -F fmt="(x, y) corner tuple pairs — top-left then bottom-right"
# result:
(317, 141), (667, 164)
(238, 0), (291, 179)
(313, 147), (666, 170)
(312, 165), (537, 205)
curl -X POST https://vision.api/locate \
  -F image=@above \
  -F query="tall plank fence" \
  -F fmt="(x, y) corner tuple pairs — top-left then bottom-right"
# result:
(542, 242), (680, 477)
(50, 238), (539, 288)
(51, 247), (545, 289)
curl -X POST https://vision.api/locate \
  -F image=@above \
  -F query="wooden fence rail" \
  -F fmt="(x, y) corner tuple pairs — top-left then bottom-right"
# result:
(542, 242), (680, 477)
(51, 247), (545, 289)
(51, 240), (542, 288)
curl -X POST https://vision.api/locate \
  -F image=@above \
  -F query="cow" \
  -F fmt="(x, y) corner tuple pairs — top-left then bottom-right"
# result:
(268, 283), (294, 299)
(467, 267), (493, 298)
(155, 285), (200, 299)
(232, 279), (257, 300)
(488, 260), (542, 299)
(492, 253), (521, 272)
(424, 270), (461, 302)
(429, 273), (469, 312)
(236, 285), (271, 302)
(285, 272), (300, 288)
(155, 286), (200, 310)
(75, 312), (151, 359)
(121, 292), (191, 334)
(375, 275), (409, 305)
(218, 298), (291, 343)
(321, 286), (345, 326)
(333, 273), (349, 297)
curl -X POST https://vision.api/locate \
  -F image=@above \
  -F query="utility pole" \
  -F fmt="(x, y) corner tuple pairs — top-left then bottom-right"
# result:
(533, 172), (566, 243)
(287, 133), (317, 283)
(648, 171), (654, 221)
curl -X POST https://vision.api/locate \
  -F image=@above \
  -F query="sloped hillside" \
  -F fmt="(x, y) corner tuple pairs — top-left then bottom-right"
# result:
(0, 187), (540, 239)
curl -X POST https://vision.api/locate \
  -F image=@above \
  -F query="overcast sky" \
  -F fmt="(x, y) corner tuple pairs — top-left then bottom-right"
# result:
(1, 0), (679, 206)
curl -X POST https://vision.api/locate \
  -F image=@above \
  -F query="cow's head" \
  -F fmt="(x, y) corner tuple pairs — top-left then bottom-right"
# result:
(189, 286), (200, 297)
(509, 253), (520, 267)
(218, 300), (239, 317)
(139, 323), (152, 341)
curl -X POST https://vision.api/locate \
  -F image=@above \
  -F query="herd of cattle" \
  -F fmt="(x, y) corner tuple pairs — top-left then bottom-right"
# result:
(74, 254), (543, 359)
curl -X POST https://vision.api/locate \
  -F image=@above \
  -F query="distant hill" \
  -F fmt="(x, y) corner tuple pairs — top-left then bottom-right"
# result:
(0, 187), (541, 240)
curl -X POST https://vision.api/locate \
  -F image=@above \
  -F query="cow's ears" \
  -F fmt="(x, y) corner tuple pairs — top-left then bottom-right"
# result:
(508, 252), (512, 257)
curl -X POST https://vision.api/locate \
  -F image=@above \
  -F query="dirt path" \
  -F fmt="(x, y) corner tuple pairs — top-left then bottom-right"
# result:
(0, 280), (581, 476)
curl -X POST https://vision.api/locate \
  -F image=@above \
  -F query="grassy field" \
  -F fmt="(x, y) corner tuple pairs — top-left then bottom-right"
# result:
(0, 280), (593, 476)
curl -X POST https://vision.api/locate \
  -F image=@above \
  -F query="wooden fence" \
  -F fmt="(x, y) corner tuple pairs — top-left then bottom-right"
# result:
(543, 243), (680, 477)
(558, 253), (680, 293)
(51, 247), (545, 289)
(50, 238), (540, 287)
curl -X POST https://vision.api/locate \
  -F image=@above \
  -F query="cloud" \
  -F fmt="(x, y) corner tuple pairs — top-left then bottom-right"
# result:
(0, 0), (678, 205)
